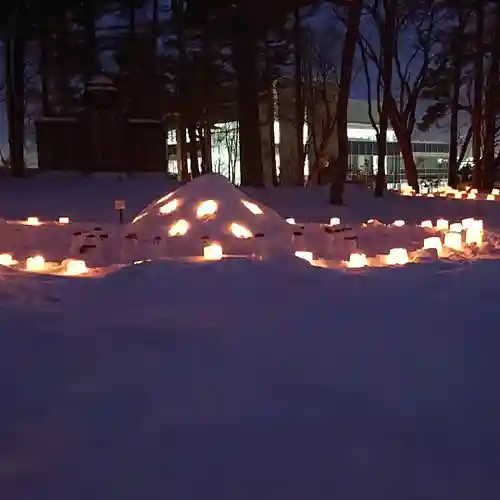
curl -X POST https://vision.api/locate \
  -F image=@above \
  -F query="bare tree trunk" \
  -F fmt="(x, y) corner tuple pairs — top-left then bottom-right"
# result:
(387, 97), (420, 191)
(5, 37), (26, 177)
(151, 0), (159, 49)
(293, 8), (304, 185)
(200, 24), (213, 174)
(39, 26), (52, 116)
(53, 11), (72, 114)
(448, 61), (461, 188)
(187, 124), (200, 177)
(269, 82), (278, 186)
(233, 7), (264, 186)
(128, 2), (137, 116)
(483, 66), (498, 191)
(472, 0), (484, 189)
(329, 0), (362, 205)
(83, 0), (97, 91)
(374, 0), (394, 197)
(172, 0), (189, 180)
(399, 133), (418, 189)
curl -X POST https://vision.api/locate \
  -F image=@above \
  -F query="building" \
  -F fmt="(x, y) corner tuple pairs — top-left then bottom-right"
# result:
(345, 99), (450, 189)
(168, 97), (450, 188)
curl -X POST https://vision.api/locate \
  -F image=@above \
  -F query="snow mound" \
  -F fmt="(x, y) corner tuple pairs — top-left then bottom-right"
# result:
(128, 174), (294, 257)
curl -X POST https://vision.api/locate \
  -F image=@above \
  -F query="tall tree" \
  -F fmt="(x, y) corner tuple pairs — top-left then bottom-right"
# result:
(184, 0), (317, 186)
(329, 0), (363, 205)
(471, 0), (484, 188)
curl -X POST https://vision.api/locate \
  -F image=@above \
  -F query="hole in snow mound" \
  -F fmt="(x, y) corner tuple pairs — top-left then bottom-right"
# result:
(196, 200), (218, 219)
(168, 219), (189, 236)
(230, 223), (252, 239)
(241, 200), (263, 215)
(155, 191), (174, 206)
(159, 199), (180, 215)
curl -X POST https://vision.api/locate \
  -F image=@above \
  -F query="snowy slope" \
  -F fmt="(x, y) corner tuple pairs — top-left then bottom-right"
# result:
(0, 173), (499, 500)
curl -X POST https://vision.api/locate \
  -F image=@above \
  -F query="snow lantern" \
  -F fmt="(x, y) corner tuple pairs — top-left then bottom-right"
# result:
(465, 227), (483, 246)
(295, 251), (313, 264)
(423, 237), (443, 255)
(347, 253), (368, 268)
(203, 242), (223, 261)
(0, 253), (15, 266)
(26, 255), (45, 272)
(26, 217), (40, 226)
(64, 259), (88, 276)
(387, 248), (409, 265)
(444, 232), (462, 250)
(436, 219), (449, 231)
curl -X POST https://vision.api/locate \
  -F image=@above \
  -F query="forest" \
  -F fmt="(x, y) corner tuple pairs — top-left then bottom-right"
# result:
(1, 0), (499, 204)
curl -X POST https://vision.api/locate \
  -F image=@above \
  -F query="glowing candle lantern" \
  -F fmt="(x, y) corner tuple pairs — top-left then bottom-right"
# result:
(471, 188), (478, 194)
(487, 193), (496, 201)
(203, 243), (223, 261)
(159, 199), (180, 215)
(58, 217), (70, 224)
(295, 251), (313, 264)
(423, 237), (443, 254)
(387, 248), (409, 265)
(0, 253), (14, 266)
(461, 218), (475, 229)
(421, 220), (433, 229)
(393, 220), (405, 227)
(329, 217), (341, 226)
(454, 192), (462, 199)
(196, 200), (218, 219)
(467, 192), (476, 199)
(473, 219), (483, 231)
(26, 216), (40, 226)
(444, 232), (462, 250)
(492, 189), (500, 195)
(465, 227), (483, 246)
(230, 223), (252, 239)
(65, 259), (88, 276)
(427, 193), (434, 197)
(168, 219), (189, 236)
(436, 219), (449, 231)
(347, 253), (368, 268)
(26, 255), (45, 272)
(241, 200), (263, 215)
(449, 222), (462, 232)
(286, 218), (296, 224)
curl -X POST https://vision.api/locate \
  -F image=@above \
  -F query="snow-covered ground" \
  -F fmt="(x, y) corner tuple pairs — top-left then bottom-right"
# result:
(1, 173), (500, 500)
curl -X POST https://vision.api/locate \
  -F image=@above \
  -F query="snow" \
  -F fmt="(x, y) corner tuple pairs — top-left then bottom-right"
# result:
(130, 173), (295, 258)
(0, 173), (499, 500)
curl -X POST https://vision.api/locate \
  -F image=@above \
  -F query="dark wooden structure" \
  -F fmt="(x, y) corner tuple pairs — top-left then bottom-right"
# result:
(36, 76), (167, 173)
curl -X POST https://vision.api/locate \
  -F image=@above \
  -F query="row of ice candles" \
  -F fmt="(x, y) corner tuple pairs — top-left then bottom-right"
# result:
(0, 253), (88, 275)
(402, 186), (500, 200)
(346, 217), (484, 268)
(22, 216), (70, 225)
